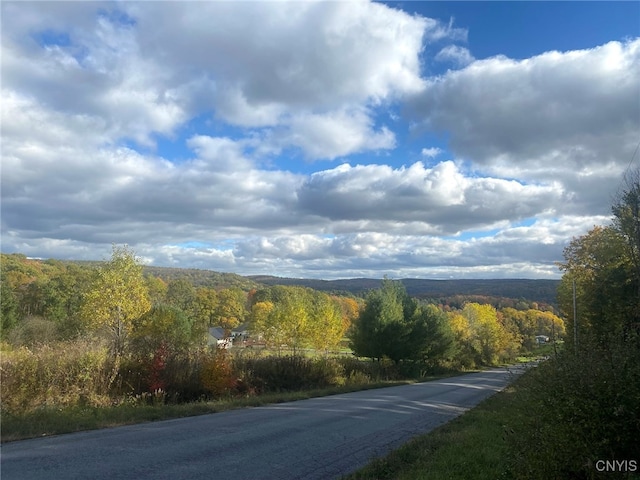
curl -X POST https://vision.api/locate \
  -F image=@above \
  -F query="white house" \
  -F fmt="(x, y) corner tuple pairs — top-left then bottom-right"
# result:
(208, 327), (232, 349)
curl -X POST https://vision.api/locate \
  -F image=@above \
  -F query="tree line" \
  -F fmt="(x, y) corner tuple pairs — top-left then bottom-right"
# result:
(349, 277), (564, 370)
(0, 248), (360, 358)
(1, 249), (563, 367)
(506, 169), (640, 478)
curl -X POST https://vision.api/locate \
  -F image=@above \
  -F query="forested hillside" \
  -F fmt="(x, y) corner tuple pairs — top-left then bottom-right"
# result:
(144, 266), (260, 291)
(248, 276), (560, 305)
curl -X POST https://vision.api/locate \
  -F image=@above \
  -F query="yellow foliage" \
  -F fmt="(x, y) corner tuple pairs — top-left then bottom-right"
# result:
(80, 245), (151, 354)
(200, 350), (236, 397)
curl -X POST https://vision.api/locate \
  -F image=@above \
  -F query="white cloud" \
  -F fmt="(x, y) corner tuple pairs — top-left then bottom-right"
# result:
(410, 39), (640, 216)
(421, 147), (443, 158)
(297, 161), (562, 233)
(280, 108), (396, 160)
(435, 45), (475, 67)
(2, 2), (634, 280)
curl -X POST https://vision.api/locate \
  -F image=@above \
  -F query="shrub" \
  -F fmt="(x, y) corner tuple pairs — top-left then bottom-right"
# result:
(507, 337), (640, 479)
(116, 348), (211, 402)
(1, 340), (111, 414)
(233, 355), (346, 393)
(200, 349), (237, 398)
(337, 356), (402, 382)
(6, 316), (59, 347)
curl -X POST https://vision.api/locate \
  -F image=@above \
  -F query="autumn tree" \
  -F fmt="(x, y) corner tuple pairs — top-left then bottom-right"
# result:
(448, 311), (475, 368)
(250, 286), (311, 353)
(462, 303), (520, 365)
(249, 286), (346, 353)
(165, 279), (197, 317)
(611, 168), (640, 322)
(334, 296), (361, 334)
(145, 275), (168, 306)
(191, 287), (219, 342)
(0, 274), (19, 335)
(558, 225), (635, 344)
(211, 288), (247, 331)
(308, 291), (345, 352)
(130, 304), (194, 355)
(80, 245), (151, 355)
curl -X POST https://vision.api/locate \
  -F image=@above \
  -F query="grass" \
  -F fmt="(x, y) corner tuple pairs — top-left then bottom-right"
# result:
(343, 342), (640, 480)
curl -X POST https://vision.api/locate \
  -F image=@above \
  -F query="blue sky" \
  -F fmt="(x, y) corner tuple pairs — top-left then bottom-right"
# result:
(2, 1), (639, 279)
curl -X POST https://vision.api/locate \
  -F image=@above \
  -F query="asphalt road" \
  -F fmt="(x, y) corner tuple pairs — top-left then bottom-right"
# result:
(1, 366), (527, 480)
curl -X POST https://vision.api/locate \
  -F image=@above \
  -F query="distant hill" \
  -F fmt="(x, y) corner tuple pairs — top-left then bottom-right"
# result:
(7, 252), (559, 304)
(143, 266), (260, 291)
(247, 275), (560, 305)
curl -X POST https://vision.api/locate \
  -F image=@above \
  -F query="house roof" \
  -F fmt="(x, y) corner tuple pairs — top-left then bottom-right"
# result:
(232, 322), (250, 333)
(208, 327), (227, 339)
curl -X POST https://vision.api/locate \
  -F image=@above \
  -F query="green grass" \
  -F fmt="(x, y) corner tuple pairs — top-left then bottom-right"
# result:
(344, 345), (640, 480)
(342, 373), (529, 480)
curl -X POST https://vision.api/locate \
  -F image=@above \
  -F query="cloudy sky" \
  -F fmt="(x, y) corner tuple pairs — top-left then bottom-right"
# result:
(2, 1), (639, 279)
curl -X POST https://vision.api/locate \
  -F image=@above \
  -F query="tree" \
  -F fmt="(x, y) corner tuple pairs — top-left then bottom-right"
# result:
(404, 304), (457, 367)
(145, 275), (168, 306)
(611, 168), (640, 322)
(250, 286), (311, 353)
(334, 296), (361, 333)
(211, 288), (247, 331)
(349, 278), (405, 361)
(80, 245), (151, 355)
(192, 287), (218, 342)
(558, 226), (635, 343)
(131, 304), (193, 355)
(350, 279), (455, 365)
(462, 303), (519, 365)
(0, 276), (19, 335)
(165, 279), (197, 316)
(308, 291), (346, 352)
(448, 311), (475, 368)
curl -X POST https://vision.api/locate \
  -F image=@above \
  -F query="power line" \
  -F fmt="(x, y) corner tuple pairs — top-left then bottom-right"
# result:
(625, 140), (640, 175)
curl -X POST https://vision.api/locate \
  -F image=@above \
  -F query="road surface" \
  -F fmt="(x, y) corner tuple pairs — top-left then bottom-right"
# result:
(1, 366), (527, 480)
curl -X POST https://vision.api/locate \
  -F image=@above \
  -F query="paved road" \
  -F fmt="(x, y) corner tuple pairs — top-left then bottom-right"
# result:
(1, 366), (527, 480)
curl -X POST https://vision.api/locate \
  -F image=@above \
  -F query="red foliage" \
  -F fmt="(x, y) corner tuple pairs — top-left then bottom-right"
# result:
(148, 342), (169, 392)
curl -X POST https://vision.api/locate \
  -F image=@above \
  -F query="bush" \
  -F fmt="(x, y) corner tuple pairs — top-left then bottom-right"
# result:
(233, 355), (346, 393)
(1, 340), (111, 414)
(200, 349), (237, 398)
(117, 348), (211, 403)
(6, 316), (59, 347)
(508, 337), (640, 479)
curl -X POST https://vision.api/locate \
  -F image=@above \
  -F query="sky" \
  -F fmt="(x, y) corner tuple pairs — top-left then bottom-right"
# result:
(1, 1), (639, 280)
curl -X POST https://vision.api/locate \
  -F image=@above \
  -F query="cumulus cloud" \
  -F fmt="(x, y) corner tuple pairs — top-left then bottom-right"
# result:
(2, 1), (450, 160)
(1, 1), (634, 279)
(410, 39), (640, 215)
(279, 108), (396, 160)
(297, 161), (563, 233)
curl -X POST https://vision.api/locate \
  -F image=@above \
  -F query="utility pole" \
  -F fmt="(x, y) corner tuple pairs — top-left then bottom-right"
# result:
(573, 278), (578, 353)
